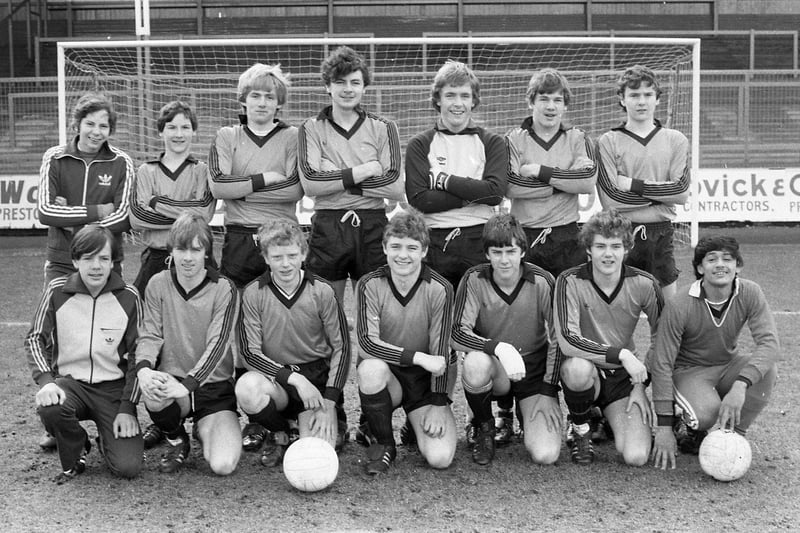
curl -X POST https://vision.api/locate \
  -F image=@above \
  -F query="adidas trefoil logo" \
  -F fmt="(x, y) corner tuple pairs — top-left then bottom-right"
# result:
(98, 174), (112, 186)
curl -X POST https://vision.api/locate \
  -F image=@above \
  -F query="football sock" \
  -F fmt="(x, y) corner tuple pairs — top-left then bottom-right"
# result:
(359, 388), (395, 446)
(165, 435), (186, 447)
(147, 401), (184, 440)
(563, 385), (595, 426)
(249, 400), (290, 433)
(463, 382), (493, 426)
(573, 423), (591, 437)
(496, 392), (514, 415)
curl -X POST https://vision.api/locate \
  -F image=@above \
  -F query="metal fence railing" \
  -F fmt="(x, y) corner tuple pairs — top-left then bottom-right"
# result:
(699, 70), (800, 167)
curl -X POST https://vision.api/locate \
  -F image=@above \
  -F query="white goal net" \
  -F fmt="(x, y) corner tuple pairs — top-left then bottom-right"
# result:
(57, 36), (699, 245)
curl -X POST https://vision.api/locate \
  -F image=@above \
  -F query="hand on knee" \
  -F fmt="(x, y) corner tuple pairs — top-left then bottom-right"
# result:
(37, 403), (65, 427)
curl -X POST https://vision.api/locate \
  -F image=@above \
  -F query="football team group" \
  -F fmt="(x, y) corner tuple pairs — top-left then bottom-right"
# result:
(25, 45), (779, 484)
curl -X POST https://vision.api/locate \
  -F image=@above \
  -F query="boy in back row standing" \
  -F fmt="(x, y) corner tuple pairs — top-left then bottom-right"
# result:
(405, 59), (510, 448)
(595, 64), (691, 301)
(502, 67), (598, 445)
(207, 62), (303, 451)
(298, 45), (404, 303)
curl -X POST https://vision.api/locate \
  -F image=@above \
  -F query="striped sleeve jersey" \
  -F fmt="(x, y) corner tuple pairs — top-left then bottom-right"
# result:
(135, 268), (238, 392)
(452, 262), (561, 396)
(297, 105), (404, 210)
(129, 155), (215, 250)
(38, 138), (135, 265)
(649, 278), (780, 418)
(596, 120), (690, 223)
(554, 263), (663, 369)
(506, 119), (597, 228)
(356, 264), (454, 401)
(406, 120), (508, 229)
(207, 120), (302, 226)
(238, 268), (351, 402)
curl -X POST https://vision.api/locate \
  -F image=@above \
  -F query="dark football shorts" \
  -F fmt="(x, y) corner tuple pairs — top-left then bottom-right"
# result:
(493, 345), (549, 402)
(280, 358), (342, 420)
(221, 225), (266, 288)
(595, 366), (640, 409)
(625, 221), (679, 286)
(426, 224), (485, 291)
(306, 209), (387, 282)
(387, 363), (443, 414)
(190, 379), (238, 422)
(523, 222), (584, 278)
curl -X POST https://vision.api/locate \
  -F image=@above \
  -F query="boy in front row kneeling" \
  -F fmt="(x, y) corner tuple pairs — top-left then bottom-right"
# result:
(235, 220), (351, 466)
(355, 208), (458, 474)
(135, 213), (241, 475)
(452, 214), (563, 467)
(554, 209), (662, 466)
(25, 225), (143, 483)
(650, 235), (778, 469)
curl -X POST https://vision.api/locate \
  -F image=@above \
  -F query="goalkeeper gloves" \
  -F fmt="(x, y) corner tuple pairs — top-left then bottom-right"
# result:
(429, 171), (450, 191)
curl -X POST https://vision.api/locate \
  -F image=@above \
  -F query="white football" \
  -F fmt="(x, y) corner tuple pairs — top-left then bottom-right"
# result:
(698, 429), (752, 482)
(282, 436), (339, 492)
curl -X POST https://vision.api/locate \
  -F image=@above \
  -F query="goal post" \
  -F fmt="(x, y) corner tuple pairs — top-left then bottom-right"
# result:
(133, 0), (151, 37)
(56, 36), (700, 246)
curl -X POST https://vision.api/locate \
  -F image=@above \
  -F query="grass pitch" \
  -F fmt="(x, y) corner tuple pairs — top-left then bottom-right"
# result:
(0, 227), (798, 532)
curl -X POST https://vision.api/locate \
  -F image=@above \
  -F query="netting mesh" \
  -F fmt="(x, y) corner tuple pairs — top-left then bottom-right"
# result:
(62, 38), (696, 242)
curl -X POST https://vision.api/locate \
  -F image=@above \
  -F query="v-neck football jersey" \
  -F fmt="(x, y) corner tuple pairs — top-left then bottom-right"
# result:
(554, 263), (663, 369)
(596, 122), (690, 223)
(452, 262), (560, 393)
(506, 119), (596, 228)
